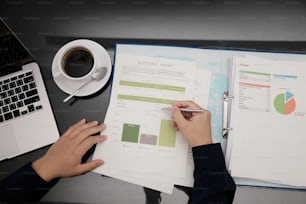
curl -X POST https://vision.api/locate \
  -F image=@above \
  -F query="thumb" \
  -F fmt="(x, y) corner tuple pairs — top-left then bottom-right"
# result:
(76, 160), (104, 175)
(171, 106), (187, 128)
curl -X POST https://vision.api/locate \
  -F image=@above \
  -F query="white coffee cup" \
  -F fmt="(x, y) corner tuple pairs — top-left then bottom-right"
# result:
(52, 39), (112, 97)
(54, 44), (98, 81)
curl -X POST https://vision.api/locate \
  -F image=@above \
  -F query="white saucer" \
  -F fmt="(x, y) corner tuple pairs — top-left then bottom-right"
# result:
(51, 39), (112, 97)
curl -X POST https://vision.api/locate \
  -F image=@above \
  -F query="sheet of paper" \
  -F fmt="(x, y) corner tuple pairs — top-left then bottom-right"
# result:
(93, 54), (197, 192)
(228, 56), (306, 187)
(106, 168), (175, 194)
(107, 62), (212, 189)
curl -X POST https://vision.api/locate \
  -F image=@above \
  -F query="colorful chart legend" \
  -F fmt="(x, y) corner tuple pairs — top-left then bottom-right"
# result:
(274, 91), (296, 115)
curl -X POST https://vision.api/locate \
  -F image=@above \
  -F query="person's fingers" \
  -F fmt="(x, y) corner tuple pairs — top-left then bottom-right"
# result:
(78, 135), (107, 156)
(171, 106), (188, 128)
(62, 118), (86, 137)
(174, 100), (201, 109)
(173, 101), (205, 120)
(74, 124), (106, 144)
(182, 111), (192, 120)
(75, 160), (104, 175)
(68, 121), (99, 138)
(171, 120), (177, 127)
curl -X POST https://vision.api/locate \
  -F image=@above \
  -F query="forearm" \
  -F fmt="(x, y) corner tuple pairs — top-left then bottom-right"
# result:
(192, 143), (236, 204)
(0, 162), (59, 203)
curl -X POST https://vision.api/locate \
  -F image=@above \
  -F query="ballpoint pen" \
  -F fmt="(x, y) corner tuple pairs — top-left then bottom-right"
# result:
(161, 107), (206, 113)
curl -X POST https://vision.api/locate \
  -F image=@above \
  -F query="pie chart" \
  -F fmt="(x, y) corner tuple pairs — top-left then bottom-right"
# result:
(274, 91), (296, 115)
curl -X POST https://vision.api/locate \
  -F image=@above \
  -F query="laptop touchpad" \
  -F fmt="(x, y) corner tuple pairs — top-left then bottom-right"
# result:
(0, 124), (20, 160)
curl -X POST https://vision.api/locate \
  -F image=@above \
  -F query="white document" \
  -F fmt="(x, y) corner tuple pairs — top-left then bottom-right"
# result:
(93, 54), (197, 192)
(228, 56), (306, 187)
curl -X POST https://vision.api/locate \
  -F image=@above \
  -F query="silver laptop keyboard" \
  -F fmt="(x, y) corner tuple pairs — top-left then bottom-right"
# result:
(0, 70), (42, 123)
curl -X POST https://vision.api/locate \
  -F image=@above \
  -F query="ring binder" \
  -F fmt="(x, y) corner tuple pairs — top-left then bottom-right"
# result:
(101, 43), (306, 190)
(222, 91), (229, 137)
(223, 91), (234, 137)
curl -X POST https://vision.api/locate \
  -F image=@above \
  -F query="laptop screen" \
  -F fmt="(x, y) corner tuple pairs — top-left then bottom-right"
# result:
(0, 19), (33, 77)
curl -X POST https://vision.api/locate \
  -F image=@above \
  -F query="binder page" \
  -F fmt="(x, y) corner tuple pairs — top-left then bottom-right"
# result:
(92, 54), (196, 192)
(229, 56), (306, 187)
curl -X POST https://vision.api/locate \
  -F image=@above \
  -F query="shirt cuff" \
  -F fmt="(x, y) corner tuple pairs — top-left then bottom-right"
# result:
(192, 143), (227, 171)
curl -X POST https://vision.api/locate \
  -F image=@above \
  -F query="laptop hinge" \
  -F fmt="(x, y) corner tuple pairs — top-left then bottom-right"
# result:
(0, 63), (22, 77)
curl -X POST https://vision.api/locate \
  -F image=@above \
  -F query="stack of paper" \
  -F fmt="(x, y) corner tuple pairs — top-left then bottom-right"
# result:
(92, 45), (212, 193)
(91, 43), (306, 191)
(226, 55), (306, 188)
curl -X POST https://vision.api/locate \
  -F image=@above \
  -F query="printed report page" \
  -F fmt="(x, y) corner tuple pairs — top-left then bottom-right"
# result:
(93, 54), (197, 192)
(229, 56), (306, 187)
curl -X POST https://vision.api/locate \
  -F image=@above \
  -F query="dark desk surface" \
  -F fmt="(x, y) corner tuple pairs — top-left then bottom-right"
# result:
(1, 1), (306, 203)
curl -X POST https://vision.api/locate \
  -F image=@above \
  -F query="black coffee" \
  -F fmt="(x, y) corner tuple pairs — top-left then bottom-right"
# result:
(63, 49), (94, 78)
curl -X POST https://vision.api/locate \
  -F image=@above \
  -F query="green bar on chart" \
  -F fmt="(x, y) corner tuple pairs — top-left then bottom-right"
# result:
(158, 120), (176, 147)
(122, 123), (140, 143)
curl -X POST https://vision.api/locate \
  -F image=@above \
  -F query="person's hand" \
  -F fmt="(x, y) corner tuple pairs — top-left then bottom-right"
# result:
(171, 101), (212, 147)
(32, 119), (107, 182)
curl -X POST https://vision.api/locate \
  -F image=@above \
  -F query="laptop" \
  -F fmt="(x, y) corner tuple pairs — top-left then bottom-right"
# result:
(0, 18), (59, 161)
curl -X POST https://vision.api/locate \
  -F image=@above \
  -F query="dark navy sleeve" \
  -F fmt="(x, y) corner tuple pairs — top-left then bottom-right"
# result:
(0, 162), (59, 203)
(192, 143), (236, 204)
